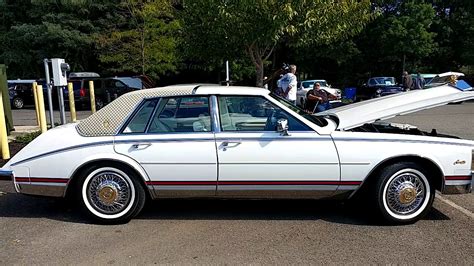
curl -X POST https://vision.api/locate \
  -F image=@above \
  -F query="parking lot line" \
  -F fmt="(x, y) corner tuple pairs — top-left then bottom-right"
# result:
(436, 193), (474, 219)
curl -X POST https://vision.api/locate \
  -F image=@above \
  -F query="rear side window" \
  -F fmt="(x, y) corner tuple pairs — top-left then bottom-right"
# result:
(148, 96), (211, 133)
(123, 99), (158, 133)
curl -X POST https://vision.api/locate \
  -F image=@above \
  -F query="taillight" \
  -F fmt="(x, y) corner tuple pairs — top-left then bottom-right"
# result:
(80, 88), (86, 97)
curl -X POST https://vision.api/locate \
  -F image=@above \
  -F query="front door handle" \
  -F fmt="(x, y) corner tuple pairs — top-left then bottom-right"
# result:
(131, 143), (152, 149)
(221, 141), (241, 151)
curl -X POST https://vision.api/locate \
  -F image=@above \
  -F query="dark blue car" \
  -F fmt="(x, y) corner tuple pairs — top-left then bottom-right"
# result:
(356, 77), (404, 101)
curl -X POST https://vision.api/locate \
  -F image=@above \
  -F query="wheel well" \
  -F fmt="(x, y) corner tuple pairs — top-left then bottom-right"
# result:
(65, 159), (150, 199)
(354, 155), (444, 197)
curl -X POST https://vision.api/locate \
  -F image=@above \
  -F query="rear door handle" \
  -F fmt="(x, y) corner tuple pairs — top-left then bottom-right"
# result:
(131, 143), (152, 149)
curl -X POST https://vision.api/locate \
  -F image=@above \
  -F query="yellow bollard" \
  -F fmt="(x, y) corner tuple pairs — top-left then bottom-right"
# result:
(0, 92), (10, 159)
(32, 82), (40, 126)
(89, 80), (96, 114)
(67, 82), (77, 122)
(36, 85), (47, 133)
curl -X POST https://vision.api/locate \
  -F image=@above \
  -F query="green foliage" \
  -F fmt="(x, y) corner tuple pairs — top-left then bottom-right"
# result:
(181, 0), (373, 86)
(96, 0), (181, 80)
(15, 131), (41, 144)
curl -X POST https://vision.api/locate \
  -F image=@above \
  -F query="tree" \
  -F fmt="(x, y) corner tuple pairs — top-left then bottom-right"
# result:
(96, 0), (181, 80)
(181, 0), (373, 87)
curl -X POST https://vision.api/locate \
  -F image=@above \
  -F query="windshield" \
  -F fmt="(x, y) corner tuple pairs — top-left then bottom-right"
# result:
(372, 77), (396, 86)
(270, 94), (328, 127)
(302, 80), (327, 88)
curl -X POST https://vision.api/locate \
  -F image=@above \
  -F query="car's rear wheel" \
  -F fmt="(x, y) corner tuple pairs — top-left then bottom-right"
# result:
(79, 166), (146, 224)
(12, 97), (24, 109)
(372, 162), (434, 224)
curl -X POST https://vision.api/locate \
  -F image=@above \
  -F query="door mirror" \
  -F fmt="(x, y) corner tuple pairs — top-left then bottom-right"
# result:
(277, 119), (290, 136)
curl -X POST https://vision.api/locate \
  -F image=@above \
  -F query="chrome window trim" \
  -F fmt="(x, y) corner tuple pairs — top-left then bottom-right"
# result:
(210, 95), (221, 133)
(216, 95), (313, 133)
(144, 98), (162, 133)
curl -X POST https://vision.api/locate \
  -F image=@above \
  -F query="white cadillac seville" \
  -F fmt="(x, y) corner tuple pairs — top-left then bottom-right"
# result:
(0, 82), (473, 224)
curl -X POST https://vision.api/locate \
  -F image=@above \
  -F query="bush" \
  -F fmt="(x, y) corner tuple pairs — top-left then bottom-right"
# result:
(15, 131), (41, 144)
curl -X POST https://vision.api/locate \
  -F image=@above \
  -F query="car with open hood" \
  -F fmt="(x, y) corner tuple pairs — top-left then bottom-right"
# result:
(0, 82), (473, 224)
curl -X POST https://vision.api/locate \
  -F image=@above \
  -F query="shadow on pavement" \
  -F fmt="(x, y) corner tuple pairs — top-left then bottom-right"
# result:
(0, 192), (450, 225)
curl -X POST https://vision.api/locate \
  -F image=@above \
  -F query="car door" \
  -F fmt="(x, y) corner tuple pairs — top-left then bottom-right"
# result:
(215, 95), (341, 198)
(114, 96), (218, 197)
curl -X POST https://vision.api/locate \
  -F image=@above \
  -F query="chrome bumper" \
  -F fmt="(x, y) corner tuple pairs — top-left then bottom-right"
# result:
(0, 170), (13, 181)
(442, 173), (473, 194)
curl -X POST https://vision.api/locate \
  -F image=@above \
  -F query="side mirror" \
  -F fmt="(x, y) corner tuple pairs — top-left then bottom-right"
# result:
(277, 119), (290, 136)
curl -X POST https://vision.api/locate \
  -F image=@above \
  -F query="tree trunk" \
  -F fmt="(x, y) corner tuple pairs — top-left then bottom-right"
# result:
(255, 60), (264, 87)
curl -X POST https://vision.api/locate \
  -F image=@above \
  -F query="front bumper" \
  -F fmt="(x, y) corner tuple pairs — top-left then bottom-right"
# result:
(441, 173), (473, 194)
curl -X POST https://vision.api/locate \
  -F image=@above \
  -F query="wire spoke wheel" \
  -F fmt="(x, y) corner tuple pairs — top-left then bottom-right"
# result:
(87, 171), (132, 215)
(80, 166), (144, 222)
(385, 172), (426, 215)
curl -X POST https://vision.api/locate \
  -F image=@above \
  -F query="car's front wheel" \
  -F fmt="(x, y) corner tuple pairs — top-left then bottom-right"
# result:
(12, 97), (24, 109)
(79, 166), (146, 224)
(372, 162), (434, 224)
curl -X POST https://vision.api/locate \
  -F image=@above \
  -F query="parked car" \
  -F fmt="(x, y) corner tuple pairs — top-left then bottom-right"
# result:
(7, 80), (36, 109)
(356, 77), (404, 100)
(65, 76), (144, 110)
(296, 79), (341, 108)
(0, 84), (473, 224)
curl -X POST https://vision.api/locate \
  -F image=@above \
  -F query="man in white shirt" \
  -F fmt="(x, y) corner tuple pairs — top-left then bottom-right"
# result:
(281, 65), (297, 105)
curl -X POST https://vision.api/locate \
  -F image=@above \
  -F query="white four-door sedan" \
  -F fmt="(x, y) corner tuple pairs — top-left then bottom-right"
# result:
(0, 83), (473, 224)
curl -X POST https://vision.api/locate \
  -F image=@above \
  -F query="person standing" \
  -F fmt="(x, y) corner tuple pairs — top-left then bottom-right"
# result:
(281, 65), (297, 105)
(306, 83), (331, 113)
(414, 72), (425, 90)
(402, 71), (413, 91)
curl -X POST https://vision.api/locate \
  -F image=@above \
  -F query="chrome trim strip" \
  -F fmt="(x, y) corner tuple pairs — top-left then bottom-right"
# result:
(442, 184), (472, 194)
(218, 185), (339, 191)
(215, 137), (333, 142)
(333, 137), (474, 147)
(16, 183), (66, 197)
(444, 180), (472, 186)
(10, 141), (114, 167)
(219, 162), (339, 165)
(154, 185), (216, 191)
(0, 170), (13, 181)
(144, 98), (161, 133)
(210, 95), (221, 133)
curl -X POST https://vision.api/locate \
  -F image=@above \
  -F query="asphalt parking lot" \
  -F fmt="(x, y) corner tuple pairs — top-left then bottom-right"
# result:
(1, 102), (473, 264)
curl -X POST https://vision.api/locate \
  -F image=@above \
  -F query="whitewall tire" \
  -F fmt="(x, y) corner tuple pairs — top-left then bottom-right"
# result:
(79, 166), (146, 224)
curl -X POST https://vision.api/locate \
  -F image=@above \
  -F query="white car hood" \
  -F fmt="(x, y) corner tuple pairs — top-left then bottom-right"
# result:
(319, 84), (474, 130)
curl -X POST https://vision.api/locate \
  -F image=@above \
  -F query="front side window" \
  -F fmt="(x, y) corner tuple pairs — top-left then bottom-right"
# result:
(218, 96), (311, 132)
(148, 96), (211, 133)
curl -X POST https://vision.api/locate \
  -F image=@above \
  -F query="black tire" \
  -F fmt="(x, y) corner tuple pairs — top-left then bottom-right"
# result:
(12, 97), (24, 109)
(77, 165), (146, 224)
(371, 162), (435, 224)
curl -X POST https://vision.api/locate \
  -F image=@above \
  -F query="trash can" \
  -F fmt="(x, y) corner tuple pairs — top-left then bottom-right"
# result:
(343, 87), (356, 101)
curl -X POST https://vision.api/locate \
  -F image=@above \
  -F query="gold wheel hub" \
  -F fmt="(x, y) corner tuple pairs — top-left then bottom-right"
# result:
(399, 187), (417, 204)
(98, 186), (118, 204)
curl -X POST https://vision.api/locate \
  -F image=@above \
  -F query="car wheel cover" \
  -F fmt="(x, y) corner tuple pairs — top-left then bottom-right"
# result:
(382, 168), (430, 220)
(14, 98), (23, 108)
(82, 167), (136, 219)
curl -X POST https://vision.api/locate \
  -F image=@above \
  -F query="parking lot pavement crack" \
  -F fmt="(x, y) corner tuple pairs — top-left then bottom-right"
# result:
(436, 193), (474, 219)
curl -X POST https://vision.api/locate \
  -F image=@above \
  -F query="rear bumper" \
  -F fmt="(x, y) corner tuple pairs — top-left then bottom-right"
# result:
(441, 173), (473, 194)
(0, 170), (13, 181)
